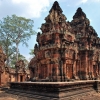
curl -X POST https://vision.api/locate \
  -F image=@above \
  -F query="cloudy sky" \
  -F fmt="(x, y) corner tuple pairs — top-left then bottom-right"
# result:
(0, 0), (100, 60)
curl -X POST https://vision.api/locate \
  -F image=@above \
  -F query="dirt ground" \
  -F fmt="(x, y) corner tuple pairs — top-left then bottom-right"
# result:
(0, 90), (34, 100)
(0, 90), (100, 100)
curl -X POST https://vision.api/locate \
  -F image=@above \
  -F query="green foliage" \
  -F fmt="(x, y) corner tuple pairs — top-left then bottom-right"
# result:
(0, 14), (36, 66)
(2, 15), (36, 46)
(29, 49), (34, 55)
(10, 53), (29, 68)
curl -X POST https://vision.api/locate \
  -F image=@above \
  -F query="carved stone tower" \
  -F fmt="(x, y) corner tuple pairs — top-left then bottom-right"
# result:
(29, 1), (77, 82)
(71, 7), (100, 79)
(29, 1), (100, 82)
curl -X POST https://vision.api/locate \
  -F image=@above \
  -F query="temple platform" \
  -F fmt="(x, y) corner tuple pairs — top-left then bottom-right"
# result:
(8, 80), (100, 100)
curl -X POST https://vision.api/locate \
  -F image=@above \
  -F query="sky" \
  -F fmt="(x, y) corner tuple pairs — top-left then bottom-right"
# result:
(0, 0), (100, 61)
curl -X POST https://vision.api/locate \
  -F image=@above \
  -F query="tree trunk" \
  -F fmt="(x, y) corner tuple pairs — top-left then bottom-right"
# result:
(6, 48), (9, 67)
(6, 58), (9, 67)
(16, 43), (19, 61)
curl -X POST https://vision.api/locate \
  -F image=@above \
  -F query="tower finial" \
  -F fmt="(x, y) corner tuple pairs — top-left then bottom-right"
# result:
(49, 1), (63, 13)
(73, 7), (86, 19)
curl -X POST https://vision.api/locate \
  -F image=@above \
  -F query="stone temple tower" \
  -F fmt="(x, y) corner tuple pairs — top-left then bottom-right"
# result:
(29, 1), (100, 82)
(29, 1), (77, 82)
(70, 7), (100, 80)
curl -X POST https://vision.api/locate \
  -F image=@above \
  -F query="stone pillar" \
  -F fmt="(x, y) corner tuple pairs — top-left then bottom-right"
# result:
(38, 65), (40, 79)
(98, 62), (100, 75)
(90, 60), (93, 79)
(15, 72), (18, 82)
(56, 64), (60, 76)
(63, 63), (66, 81)
(50, 64), (53, 81)
(79, 59), (81, 79)
(88, 53), (91, 78)
(85, 52), (88, 76)
(91, 61), (93, 78)
(63, 63), (66, 76)
(0, 72), (1, 85)
(18, 74), (20, 82)
(37, 65), (39, 78)
(61, 60), (63, 81)
(66, 64), (68, 79)
(87, 58), (91, 76)
(76, 60), (80, 78)
(73, 61), (76, 75)
(24, 75), (26, 81)
(47, 64), (50, 78)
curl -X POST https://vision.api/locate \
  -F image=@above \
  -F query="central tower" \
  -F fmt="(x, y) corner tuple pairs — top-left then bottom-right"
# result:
(29, 1), (100, 82)
(29, 1), (77, 82)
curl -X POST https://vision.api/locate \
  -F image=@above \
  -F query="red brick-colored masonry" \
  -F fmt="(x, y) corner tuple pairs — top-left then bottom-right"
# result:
(0, 46), (9, 86)
(9, 80), (100, 99)
(9, 1), (100, 99)
(28, 1), (100, 82)
(0, 47), (30, 86)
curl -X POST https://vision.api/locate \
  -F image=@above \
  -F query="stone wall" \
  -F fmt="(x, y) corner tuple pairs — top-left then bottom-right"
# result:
(9, 80), (100, 100)
(29, 1), (100, 82)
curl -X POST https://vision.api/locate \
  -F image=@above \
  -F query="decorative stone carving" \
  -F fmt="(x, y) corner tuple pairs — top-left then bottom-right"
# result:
(0, 46), (6, 73)
(15, 60), (25, 72)
(29, 1), (100, 82)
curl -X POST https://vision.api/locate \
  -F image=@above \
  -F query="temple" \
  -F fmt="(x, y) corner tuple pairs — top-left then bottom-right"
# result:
(0, 46), (9, 86)
(15, 60), (30, 82)
(0, 46), (29, 86)
(28, 1), (100, 82)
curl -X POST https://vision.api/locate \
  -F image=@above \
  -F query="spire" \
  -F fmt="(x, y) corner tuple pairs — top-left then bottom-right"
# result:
(73, 7), (86, 19)
(49, 1), (63, 13)
(44, 1), (66, 24)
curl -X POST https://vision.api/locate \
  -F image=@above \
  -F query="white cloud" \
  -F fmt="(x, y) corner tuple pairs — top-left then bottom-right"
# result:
(0, 0), (99, 19)
(81, 0), (88, 3)
(0, 0), (58, 19)
(92, 0), (100, 2)
(12, 0), (21, 4)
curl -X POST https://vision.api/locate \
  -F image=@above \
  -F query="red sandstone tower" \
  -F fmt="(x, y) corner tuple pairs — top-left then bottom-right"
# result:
(71, 7), (100, 80)
(29, 1), (100, 82)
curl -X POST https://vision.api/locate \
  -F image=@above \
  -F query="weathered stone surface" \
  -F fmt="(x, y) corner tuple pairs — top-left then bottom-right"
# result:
(15, 60), (26, 73)
(8, 80), (100, 100)
(29, 1), (100, 82)
(0, 46), (6, 73)
(0, 46), (9, 86)
(14, 60), (28, 82)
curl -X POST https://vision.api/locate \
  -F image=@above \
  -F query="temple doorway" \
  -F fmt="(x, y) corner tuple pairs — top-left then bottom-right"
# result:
(93, 65), (97, 78)
(20, 75), (23, 82)
(67, 64), (73, 79)
(40, 65), (47, 79)
(44, 65), (47, 79)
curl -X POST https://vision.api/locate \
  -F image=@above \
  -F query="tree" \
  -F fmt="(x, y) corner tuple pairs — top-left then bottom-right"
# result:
(0, 23), (16, 66)
(29, 49), (34, 56)
(0, 14), (36, 63)
(10, 53), (29, 68)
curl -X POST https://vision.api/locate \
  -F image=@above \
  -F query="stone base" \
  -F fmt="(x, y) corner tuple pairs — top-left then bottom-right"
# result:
(52, 75), (70, 82)
(52, 76), (64, 82)
(9, 80), (100, 100)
